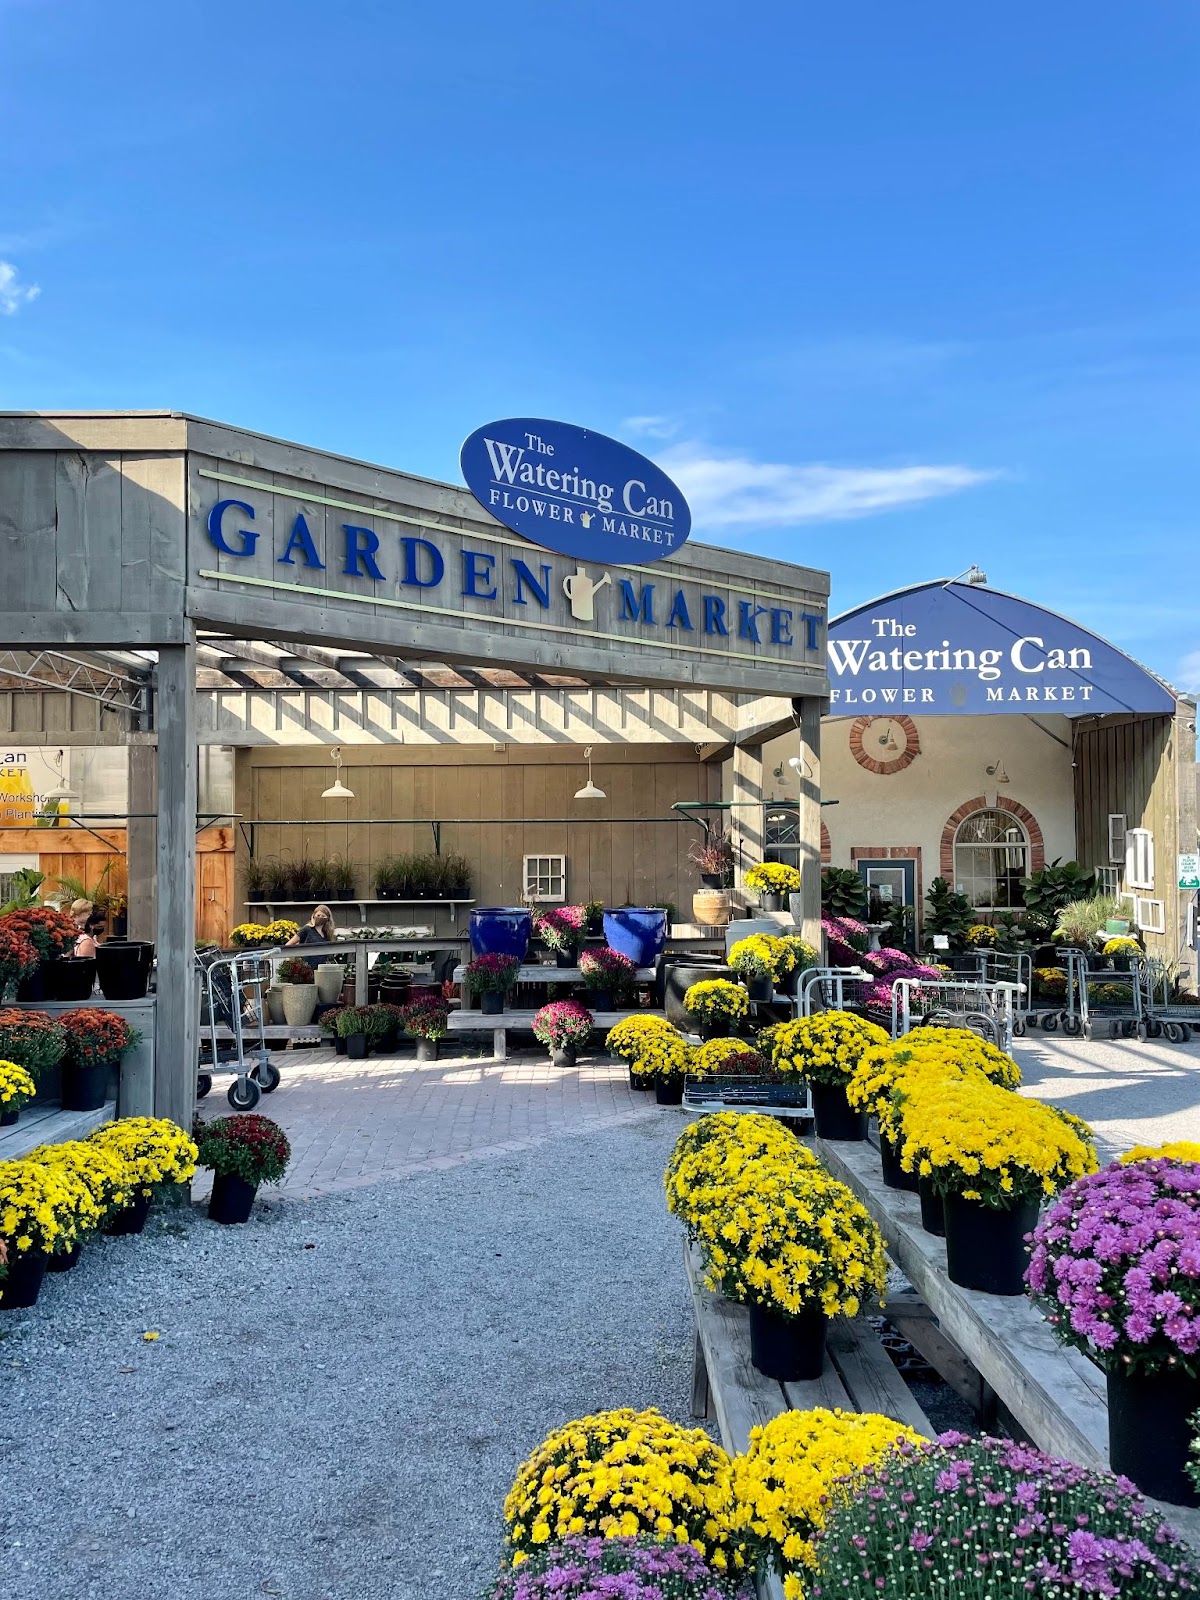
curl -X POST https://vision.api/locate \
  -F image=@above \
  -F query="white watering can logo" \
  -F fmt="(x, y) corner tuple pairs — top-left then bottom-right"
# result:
(562, 565), (611, 622)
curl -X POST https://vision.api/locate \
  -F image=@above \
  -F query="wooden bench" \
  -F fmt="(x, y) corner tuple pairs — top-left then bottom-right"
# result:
(451, 963), (657, 986)
(685, 1241), (933, 1600)
(814, 1134), (1200, 1544)
(446, 1007), (648, 1062)
(0, 1099), (116, 1161)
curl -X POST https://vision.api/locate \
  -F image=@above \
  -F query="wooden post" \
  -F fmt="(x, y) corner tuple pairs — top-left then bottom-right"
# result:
(796, 696), (822, 947)
(354, 940), (369, 1006)
(731, 742), (764, 895)
(154, 641), (197, 1127)
(127, 740), (157, 942)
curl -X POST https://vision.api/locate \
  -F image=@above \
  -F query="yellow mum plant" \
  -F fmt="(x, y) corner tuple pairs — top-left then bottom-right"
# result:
(898, 1077), (1097, 1207)
(0, 1155), (100, 1259)
(690, 1037), (757, 1078)
(744, 861), (801, 895)
(728, 934), (796, 983)
(1120, 1141), (1200, 1165)
(899, 1026), (1021, 1089)
(846, 1027), (1020, 1128)
(964, 923), (997, 948)
(629, 1030), (694, 1083)
(684, 979), (749, 1028)
(503, 1407), (743, 1575)
(664, 1110), (817, 1235)
(229, 920), (300, 948)
(0, 1058), (36, 1115)
(89, 1116), (198, 1194)
(695, 1158), (887, 1319)
(605, 1013), (678, 1063)
(770, 1013), (889, 1087)
(732, 1407), (924, 1596)
(30, 1138), (132, 1223)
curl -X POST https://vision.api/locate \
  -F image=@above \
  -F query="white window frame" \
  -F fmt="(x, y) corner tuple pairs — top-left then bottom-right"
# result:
(1095, 865), (1121, 896)
(1108, 814), (1127, 864)
(1125, 828), (1155, 892)
(523, 854), (566, 904)
(951, 809), (1030, 911)
(0, 853), (38, 905)
(1135, 896), (1165, 935)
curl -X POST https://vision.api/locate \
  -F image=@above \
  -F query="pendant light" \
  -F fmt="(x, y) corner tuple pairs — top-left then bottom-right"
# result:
(43, 749), (79, 803)
(574, 747), (606, 801)
(321, 746), (354, 800)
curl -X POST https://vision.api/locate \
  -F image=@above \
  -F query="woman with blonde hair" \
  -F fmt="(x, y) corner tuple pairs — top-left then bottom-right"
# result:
(70, 898), (98, 959)
(285, 904), (335, 968)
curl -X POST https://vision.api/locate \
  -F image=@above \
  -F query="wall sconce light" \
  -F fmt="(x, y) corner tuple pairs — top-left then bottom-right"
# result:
(321, 747), (355, 800)
(986, 758), (1010, 785)
(574, 747), (606, 800)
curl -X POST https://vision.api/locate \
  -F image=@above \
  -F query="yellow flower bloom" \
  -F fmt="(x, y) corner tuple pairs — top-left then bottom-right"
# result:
(769, 1013), (889, 1087)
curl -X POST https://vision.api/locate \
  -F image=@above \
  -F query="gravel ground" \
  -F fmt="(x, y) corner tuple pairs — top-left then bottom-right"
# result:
(1, 1109), (697, 1600)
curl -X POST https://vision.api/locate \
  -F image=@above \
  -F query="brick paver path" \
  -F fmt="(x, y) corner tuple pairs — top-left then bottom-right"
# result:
(196, 1044), (657, 1198)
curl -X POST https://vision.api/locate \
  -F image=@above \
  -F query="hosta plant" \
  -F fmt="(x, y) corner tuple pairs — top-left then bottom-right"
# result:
(502, 1408), (743, 1578)
(195, 1113), (291, 1186)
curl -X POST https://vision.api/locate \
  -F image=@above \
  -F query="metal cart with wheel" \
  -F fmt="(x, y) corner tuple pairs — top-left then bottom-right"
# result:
(797, 966), (871, 1018)
(196, 947), (283, 1110)
(1139, 959), (1197, 1044)
(891, 976), (1024, 1052)
(977, 951), (1033, 1035)
(1059, 950), (1145, 1040)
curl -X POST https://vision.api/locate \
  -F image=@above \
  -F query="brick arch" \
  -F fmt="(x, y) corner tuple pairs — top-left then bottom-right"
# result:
(820, 820), (831, 865)
(940, 795), (1046, 881)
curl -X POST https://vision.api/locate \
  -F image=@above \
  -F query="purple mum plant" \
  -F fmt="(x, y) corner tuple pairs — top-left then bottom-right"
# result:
(532, 999), (594, 1051)
(1027, 1156), (1200, 1373)
(487, 1536), (733, 1600)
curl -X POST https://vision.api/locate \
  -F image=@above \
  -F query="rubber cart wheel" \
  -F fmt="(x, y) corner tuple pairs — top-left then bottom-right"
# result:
(1109, 1021), (1121, 1040)
(1181, 1023), (1193, 1043)
(1164, 1023), (1182, 1043)
(1013, 1018), (1027, 1038)
(1063, 1015), (1082, 1037)
(227, 1076), (262, 1110)
(196, 1073), (212, 1099)
(1041, 1013), (1059, 1032)
(1148, 1021), (1164, 1039)
(1122, 1021), (1138, 1038)
(254, 1062), (281, 1093)
(1137, 1021), (1150, 1041)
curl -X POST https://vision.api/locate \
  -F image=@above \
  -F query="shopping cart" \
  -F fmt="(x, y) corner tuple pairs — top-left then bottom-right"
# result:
(1139, 958), (1197, 1043)
(1054, 949), (1145, 1040)
(797, 966), (872, 1017)
(977, 951), (1034, 1035)
(196, 947), (282, 1110)
(891, 976), (1024, 1052)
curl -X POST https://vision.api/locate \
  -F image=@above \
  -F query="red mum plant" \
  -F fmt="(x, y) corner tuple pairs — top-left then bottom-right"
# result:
(0, 922), (37, 996)
(463, 953), (521, 995)
(277, 957), (315, 985)
(58, 1008), (139, 1068)
(0, 1008), (66, 1079)
(194, 1113), (291, 1186)
(578, 946), (637, 997)
(532, 999), (593, 1051)
(400, 993), (450, 1041)
(0, 906), (78, 963)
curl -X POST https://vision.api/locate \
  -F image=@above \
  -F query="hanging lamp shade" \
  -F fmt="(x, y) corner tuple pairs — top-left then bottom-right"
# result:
(321, 747), (354, 800)
(574, 747), (606, 801)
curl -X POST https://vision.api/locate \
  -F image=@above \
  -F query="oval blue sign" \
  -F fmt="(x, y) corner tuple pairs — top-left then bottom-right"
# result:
(460, 417), (691, 567)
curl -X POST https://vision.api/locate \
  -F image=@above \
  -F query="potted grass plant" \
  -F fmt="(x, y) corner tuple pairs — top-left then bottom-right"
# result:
(196, 1112), (292, 1225)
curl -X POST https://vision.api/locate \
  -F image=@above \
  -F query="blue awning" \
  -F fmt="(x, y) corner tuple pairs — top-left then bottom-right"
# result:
(827, 581), (1176, 717)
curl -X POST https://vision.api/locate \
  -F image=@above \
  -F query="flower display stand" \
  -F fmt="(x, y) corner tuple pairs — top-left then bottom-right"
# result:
(446, 1005), (652, 1063)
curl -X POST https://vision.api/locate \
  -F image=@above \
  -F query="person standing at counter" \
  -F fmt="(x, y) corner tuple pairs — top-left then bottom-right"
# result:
(285, 904), (336, 968)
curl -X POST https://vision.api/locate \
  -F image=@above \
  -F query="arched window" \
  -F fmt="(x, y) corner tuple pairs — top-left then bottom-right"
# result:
(764, 803), (801, 869)
(953, 809), (1029, 909)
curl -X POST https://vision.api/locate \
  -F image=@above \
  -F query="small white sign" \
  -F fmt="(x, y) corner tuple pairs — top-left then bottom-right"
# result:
(932, 933), (950, 951)
(1180, 852), (1200, 891)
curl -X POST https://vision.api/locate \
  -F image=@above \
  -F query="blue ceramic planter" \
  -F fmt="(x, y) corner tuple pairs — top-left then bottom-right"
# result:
(469, 907), (532, 960)
(603, 908), (667, 969)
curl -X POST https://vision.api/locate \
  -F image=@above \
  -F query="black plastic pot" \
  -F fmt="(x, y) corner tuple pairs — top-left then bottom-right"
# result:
(47, 1241), (81, 1273)
(104, 1190), (153, 1236)
(587, 988), (612, 1012)
(943, 1193), (1039, 1295)
(699, 873), (722, 889)
(61, 1059), (113, 1113)
(1108, 1364), (1200, 1506)
(480, 991), (505, 1016)
(918, 1175), (946, 1237)
(879, 1131), (919, 1192)
(555, 950), (576, 970)
(0, 1105), (18, 1127)
(345, 1034), (368, 1059)
(748, 1303), (827, 1380)
(48, 955), (96, 1001)
(810, 1082), (868, 1142)
(334, 1035), (348, 1055)
(208, 1171), (258, 1225)
(95, 939), (153, 1001)
(1111, 954), (1133, 972)
(0, 1249), (47, 1309)
(655, 1077), (684, 1105)
(551, 1046), (577, 1069)
(415, 1038), (439, 1063)
(628, 1067), (653, 1091)
(696, 1018), (725, 1041)
(746, 976), (773, 1003)
(16, 967), (48, 1002)
(760, 893), (783, 913)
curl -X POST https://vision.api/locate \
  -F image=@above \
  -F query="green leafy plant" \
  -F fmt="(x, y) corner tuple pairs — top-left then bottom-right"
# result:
(243, 858), (267, 897)
(194, 1113), (291, 1186)
(1052, 894), (1123, 949)
(1020, 859), (1098, 921)
(308, 856), (336, 899)
(821, 867), (868, 917)
(262, 859), (292, 899)
(0, 867), (46, 914)
(330, 854), (357, 896)
(923, 877), (974, 952)
(49, 860), (120, 917)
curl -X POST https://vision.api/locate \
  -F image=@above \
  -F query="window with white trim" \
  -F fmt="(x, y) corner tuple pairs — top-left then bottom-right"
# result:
(1108, 814), (1127, 865)
(1135, 897), (1165, 935)
(1095, 865), (1121, 897)
(1125, 828), (1155, 892)
(523, 854), (566, 903)
(952, 809), (1029, 909)
(0, 854), (37, 906)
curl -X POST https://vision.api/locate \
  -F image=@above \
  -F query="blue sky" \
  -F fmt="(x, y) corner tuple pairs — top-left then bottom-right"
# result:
(2, 1), (1197, 692)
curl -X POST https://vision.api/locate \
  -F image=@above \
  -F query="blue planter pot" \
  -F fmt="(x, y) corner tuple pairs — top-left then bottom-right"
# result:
(469, 907), (532, 961)
(603, 908), (667, 969)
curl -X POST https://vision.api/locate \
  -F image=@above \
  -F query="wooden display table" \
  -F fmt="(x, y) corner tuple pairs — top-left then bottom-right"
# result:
(446, 1006), (646, 1062)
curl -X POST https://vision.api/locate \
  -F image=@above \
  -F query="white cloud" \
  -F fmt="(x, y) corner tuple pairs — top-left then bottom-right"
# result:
(621, 414), (679, 441)
(1177, 649), (1200, 694)
(0, 260), (40, 315)
(656, 443), (995, 532)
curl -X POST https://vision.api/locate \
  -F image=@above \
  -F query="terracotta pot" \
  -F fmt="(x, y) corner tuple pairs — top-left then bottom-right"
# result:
(692, 889), (732, 927)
